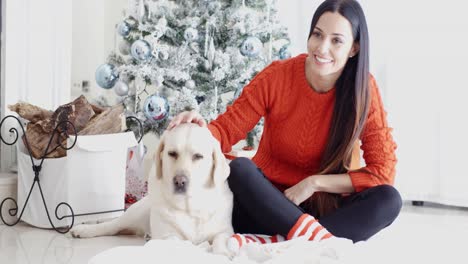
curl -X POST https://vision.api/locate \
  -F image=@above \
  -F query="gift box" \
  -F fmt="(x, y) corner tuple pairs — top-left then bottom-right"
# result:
(17, 132), (138, 228)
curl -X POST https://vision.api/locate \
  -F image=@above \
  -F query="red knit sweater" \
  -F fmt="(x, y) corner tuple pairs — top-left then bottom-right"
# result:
(208, 54), (397, 193)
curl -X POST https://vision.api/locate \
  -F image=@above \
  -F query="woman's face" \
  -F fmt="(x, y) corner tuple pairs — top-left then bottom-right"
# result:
(307, 12), (359, 78)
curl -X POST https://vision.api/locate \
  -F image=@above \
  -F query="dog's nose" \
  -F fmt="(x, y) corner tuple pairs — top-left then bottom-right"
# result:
(173, 175), (188, 193)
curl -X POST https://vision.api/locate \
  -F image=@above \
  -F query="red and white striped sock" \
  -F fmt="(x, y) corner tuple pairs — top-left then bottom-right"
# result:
(287, 214), (334, 241)
(227, 233), (285, 252)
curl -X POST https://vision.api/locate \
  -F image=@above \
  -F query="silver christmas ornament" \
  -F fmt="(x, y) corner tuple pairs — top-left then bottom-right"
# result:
(113, 81), (129, 96)
(143, 94), (170, 122)
(119, 40), (131, 55)
(241, 36), (263, 58)
(95, 64), (118, 89)
(184, 28), (198, 42)
(131, 39), (152, 61)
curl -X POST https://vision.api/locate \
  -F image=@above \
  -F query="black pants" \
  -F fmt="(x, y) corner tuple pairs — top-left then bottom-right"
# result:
(228, 157), (402, 243)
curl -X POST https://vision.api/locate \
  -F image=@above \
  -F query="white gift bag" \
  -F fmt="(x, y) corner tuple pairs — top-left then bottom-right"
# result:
(17, 132), (137, 228)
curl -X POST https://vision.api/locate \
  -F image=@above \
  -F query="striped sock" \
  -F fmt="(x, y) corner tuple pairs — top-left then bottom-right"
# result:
(227, 233), (285, 252)
(286, 214), (334, 241)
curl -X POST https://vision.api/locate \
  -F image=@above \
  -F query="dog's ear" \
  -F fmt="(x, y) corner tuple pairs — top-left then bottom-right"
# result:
(155, 133), (166, 179)
(211, 138), (230, 188)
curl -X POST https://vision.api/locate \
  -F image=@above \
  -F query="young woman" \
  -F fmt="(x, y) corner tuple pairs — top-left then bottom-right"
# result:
(168, 0), (401, 247)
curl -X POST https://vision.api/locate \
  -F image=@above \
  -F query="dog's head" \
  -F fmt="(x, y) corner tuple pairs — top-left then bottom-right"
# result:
(154, 123), (230, 197)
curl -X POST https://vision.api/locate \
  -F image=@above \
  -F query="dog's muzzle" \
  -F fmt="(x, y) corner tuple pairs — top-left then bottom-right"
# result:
(173, 174), (189, 194)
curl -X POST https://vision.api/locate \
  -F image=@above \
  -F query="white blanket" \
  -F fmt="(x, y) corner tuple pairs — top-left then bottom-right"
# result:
(89, 237), (365, 264)
(88, 232), (461, 264)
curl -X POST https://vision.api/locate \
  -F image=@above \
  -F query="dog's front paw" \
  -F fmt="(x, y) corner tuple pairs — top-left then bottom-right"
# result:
(212, 238), (236, 259)
(70, 224), (99, 238)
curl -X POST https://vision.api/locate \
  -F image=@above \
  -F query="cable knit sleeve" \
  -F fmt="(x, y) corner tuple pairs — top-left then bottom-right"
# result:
(208, 62), (278, 153)
(348, 75), (398, 192)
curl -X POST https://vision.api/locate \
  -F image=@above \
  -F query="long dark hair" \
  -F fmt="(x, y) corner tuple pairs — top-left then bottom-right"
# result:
(304, 0), (371, 218)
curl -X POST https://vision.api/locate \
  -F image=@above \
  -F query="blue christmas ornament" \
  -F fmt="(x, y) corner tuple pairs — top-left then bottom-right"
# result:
(95, 64), (118, 89)
(279, 45), (292, 60)
(131, 39), (152, 61)
(240, 36), (262, 58)
(143, 94), (170, 122)
(117, 21), (131, 37)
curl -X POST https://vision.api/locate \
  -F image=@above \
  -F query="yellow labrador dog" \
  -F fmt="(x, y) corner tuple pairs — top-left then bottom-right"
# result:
(70, 123), (234, 256)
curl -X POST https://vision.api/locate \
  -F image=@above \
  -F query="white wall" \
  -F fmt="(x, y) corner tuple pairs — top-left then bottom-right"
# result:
(1, 0), (72, 173)
(71, 0), (127, 103)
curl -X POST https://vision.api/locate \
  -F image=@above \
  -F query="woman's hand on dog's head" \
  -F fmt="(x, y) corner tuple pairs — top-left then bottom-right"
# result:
(167, 110), (207, 130)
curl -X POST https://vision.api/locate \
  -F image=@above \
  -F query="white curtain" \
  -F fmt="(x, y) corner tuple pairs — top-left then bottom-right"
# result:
(1, 0), (72, 173)
(277, 0), (468, 207)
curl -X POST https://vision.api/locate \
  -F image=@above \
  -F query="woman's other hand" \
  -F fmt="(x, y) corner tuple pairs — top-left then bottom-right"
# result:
(284, 177), (317, 206)
(167, 110), (207, 130)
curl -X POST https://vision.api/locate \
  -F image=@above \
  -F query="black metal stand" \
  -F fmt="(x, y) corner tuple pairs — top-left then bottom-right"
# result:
(0, 115), (143, 233)
(412, 201), (424, 206)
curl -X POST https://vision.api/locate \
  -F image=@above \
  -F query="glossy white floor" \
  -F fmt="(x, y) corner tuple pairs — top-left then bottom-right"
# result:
(1, 201), (467, 264)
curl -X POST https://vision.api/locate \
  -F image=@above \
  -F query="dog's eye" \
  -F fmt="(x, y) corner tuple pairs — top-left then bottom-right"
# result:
(168, 151), (178, 159)
(193, 153), (204, 161)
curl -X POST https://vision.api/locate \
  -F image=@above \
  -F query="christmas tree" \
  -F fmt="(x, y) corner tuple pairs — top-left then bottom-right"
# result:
(94, 0), (291, 148)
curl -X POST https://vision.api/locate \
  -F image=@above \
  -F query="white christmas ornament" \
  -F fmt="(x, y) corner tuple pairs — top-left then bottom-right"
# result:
(184, 28), (198, 42)
(157, 17), (168, 27)
(185, 80), (196, 89)
(114, 81), (130, 96)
